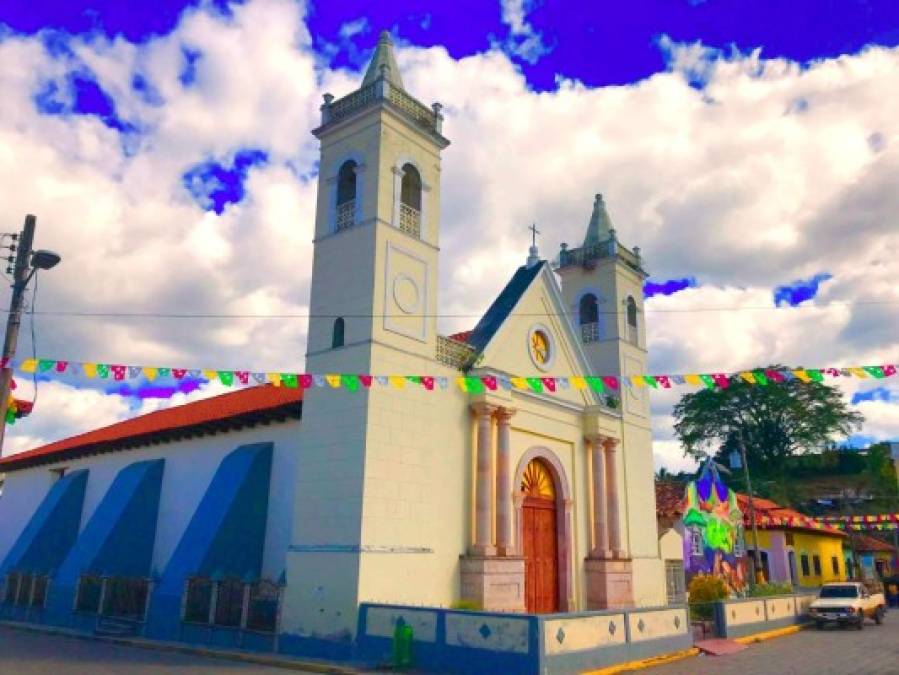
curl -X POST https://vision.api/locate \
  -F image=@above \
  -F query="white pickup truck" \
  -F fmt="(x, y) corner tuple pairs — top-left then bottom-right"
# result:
(808, 581), (886, 630)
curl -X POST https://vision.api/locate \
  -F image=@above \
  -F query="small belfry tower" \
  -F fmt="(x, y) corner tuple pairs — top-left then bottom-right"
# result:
(282, 31), (450, 641)
(555, 194), (664, 605)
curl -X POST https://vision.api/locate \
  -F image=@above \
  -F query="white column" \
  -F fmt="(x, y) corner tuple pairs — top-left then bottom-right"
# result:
(495, 407), (516, 556)
(589, 436), (611, 559)
(604, 437), (624, 558)
(472, 403), (496, 556)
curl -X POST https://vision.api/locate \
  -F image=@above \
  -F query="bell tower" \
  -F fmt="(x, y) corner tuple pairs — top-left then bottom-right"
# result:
(283, 31), (451, 644)
(555, 195), (664, 605)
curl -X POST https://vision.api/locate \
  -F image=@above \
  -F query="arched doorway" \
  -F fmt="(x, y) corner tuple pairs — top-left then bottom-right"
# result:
(520, 458), (559, 613)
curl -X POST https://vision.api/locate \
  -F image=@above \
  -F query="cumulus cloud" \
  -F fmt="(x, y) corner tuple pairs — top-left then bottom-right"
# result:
(497, 0), (551, 64)
(1, 0), (897, 466)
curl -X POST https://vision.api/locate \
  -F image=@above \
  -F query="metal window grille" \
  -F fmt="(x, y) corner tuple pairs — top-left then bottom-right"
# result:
(15, 573), (32, 607)
(246, 580), (280, 633)
(581, 322), (600, 343)
(31, 576), (48, 608)
(102, 578), (149, 620)
(335, 199), (355, 231)
(76, 575), (102, 613)
(214, 579), (244, 628)
(3, 573), (19, 605)
(690, 528), (703, 556)
(665, 560), (686, 604)
(399, 203), (421, 238)
(184, 578), (213, 623)
(813, 555), (822, 576)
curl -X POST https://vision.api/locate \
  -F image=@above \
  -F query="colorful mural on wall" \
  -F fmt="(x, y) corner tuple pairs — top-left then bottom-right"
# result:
(682, 462), (748, 594)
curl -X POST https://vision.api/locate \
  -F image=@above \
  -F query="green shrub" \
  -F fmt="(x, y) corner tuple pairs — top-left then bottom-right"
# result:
(449, 599), (481, 611)
(745, 582), (793, 597)
(688, 574), (728, 621)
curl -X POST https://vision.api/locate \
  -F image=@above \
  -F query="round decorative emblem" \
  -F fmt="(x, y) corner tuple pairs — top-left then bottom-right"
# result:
(527, 324), (555, 372)
(392, 274), (420, 314)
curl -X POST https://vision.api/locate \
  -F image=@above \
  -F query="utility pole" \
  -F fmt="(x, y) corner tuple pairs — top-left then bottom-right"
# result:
(0, 216), (37, 456)
(737, 430), (764, 586)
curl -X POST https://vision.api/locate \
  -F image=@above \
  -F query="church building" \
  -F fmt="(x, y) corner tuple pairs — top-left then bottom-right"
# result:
(0, 32), (683, 673)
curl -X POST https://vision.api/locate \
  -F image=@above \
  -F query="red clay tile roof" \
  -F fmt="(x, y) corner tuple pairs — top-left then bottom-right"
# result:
(853, 533), (895, 553)
(0, 385), (302, 473)
(448, 330), (473, 343)
(655, 481), (686, 518)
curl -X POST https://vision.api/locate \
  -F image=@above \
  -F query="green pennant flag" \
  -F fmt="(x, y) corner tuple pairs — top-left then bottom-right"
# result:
(863, 366), (885, 378)
(585, 376), (605, 392)
(752, 371), (768, 385)
(807, 369), (824, 382)
(699, 374), (716, 389)
(157, 367), (171, 377)
(643, 375), (659, 388)
(38, 359), (55, 372)
(526, 377), (544, 393)
(406, 376), (422, 385)
(5, 410), (15, 425)
(464, 376), (485, 394)
(218, 371), (234, 386)
(341, 374), (360, 392)
(281, 373), (299, 388)
(96, 364), (110, 379)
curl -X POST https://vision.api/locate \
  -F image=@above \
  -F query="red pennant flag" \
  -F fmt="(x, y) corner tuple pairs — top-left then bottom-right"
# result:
(656, 375), (672, 388)
(712, 373), (730, 388)
(235, 371), (250, 385)
(173, 369), (187, 379)
(764, 369), (784, 383)
(0, 357), (7, 368)
(824, 367), (840, 378)
(110, 365), (126, 380)
(422, 376), (434, 391)
(299, 374), (314, 389)
(359, 375), (373, 388)
(883, 364), (897, 377)
(55, 360), (68, 373)
(602, 376), (619, 389)
(541, 377), (556, 392)
(482, 376), (497, 391)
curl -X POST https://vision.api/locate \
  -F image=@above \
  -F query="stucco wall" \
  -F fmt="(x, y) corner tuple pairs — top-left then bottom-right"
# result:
(0, 420), (300, 581)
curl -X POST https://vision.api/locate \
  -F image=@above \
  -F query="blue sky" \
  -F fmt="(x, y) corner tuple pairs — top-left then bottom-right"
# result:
(1, 0), (897, 469)
(5, 0), (899, 89)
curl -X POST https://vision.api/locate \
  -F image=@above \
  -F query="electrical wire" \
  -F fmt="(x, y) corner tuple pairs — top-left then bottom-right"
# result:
(0, 298), (894, 321)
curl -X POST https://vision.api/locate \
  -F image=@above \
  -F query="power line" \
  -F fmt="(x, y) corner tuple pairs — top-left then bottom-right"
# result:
(0, 298), (895, 321)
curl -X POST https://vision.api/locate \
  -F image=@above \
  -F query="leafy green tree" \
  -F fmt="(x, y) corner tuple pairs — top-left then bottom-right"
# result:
(673, 365), (863, 476)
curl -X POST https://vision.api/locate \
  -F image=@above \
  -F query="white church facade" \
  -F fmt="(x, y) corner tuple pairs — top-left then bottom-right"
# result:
(0, 32), (690, 674)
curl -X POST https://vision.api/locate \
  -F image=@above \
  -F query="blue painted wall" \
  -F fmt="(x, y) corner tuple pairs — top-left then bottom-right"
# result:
(44, 459), (165, 625)
(0, 469), (88, 576)
(147, 443), (273, 641)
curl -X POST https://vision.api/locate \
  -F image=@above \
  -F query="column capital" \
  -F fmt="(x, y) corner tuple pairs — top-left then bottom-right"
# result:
(471, 401), (498, 417)
(494, 406), (516, 422)
(601, 436), (620, 452)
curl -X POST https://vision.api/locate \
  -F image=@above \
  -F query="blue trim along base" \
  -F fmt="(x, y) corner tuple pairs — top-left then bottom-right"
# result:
(147, 443), (273, 642)
(0, 470), (88, 576)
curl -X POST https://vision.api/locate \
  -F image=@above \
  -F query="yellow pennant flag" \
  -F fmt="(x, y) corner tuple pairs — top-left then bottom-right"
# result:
(267, 372), (282, 387)
(83, 363), (97, 378)
(793, 369), (811, 382)
(143, 367), (159, 381)
(685, 374), (702, 385)
(740, 372), (756, 384)
(389, 375), (406, 389)
(510, 377), (528, 390)
(455, 377), (468, 391)
(630, 376), (645, 387)
(570, 376), (587, 390)
(19, 358), (37, 373)
(325, 374), (341, 388)
(848, 367), (868, 379)
(203, 369), (217, 380)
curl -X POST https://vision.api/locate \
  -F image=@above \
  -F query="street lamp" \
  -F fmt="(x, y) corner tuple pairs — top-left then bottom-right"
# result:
(730, 433), (765, 587)
(0, 216), (62, 455)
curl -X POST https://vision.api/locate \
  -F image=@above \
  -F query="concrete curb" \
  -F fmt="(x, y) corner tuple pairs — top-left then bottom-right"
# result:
(733, 622), (809, 645)
(583, 647), (700, 674)
(0, 620), (363, 674)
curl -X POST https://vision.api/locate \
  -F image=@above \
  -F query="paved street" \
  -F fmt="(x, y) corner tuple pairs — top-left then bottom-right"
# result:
(651, 615), (899, 675)
(0, 626), (331, 674)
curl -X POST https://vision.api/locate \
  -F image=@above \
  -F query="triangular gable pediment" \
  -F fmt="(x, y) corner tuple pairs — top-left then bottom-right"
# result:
(469, 262), (602, 407)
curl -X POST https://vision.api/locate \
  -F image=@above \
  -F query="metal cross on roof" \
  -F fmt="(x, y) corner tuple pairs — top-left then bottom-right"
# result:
(529, 223), (540, 247)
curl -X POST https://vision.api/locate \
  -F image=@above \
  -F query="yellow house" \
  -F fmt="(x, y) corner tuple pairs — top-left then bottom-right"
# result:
(737, 494), (847, 587)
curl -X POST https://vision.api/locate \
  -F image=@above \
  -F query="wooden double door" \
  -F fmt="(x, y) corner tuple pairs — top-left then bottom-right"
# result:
(521, 495), (559, 613)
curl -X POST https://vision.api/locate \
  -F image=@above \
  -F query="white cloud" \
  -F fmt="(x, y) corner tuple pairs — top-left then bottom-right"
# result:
(1, 0), (897, 468)
(498, 0), (550, 64)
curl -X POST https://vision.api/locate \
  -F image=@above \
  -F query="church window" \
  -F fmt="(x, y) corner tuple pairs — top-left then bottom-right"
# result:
(3, 573), (18, 605)
(246, 579), (280, 633)
(689, 527), (703, 556)
(332, 317), (345, 349)
(214, 578), (245, 627)
(103, 577), (149, 620)
(399, 163), (422, 238)
(625, 296), (638, 345)
(335, 161), (357, 231)
(521, 458), (555, 499)
(76, 575), (103, 613)
(184, 578), (213, 623)
(579, 294), (600, 343)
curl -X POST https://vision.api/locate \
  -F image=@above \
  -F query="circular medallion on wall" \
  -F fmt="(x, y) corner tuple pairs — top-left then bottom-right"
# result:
(527, 324), (555, 372)
(392, 274), (421, 314)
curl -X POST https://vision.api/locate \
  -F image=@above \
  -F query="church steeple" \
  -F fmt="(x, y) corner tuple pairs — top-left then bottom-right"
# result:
(583, 193), (614, 248)
(362, 31), (404, 89)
